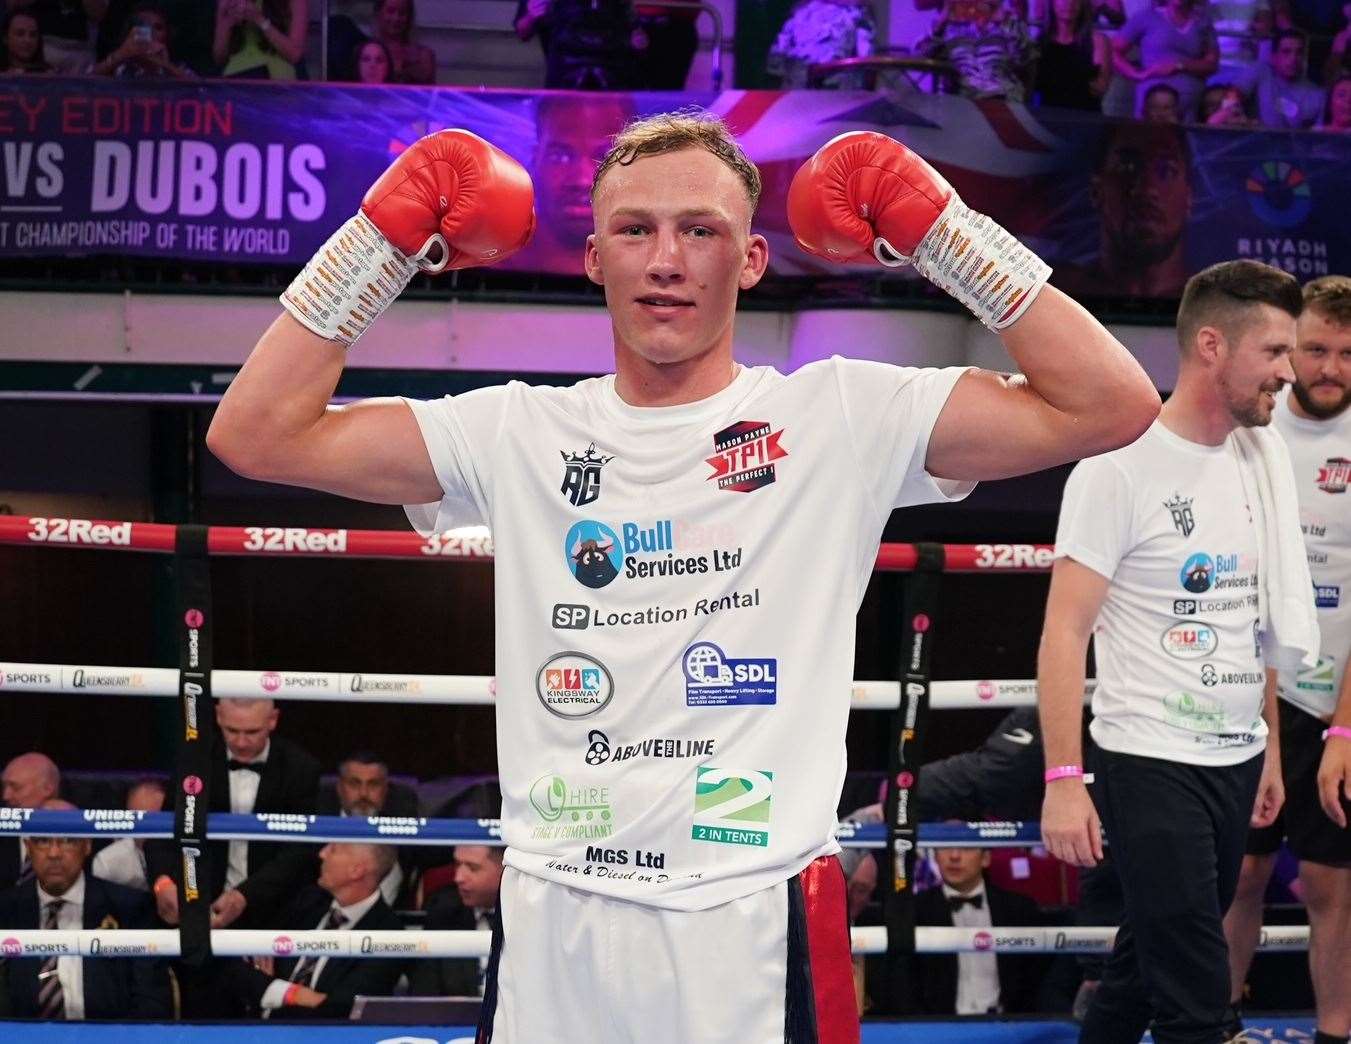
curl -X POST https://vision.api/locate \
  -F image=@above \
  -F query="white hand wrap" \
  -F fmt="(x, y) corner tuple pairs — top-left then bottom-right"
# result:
(874, 196), (1052, 331)
(280, 211), (416, 348)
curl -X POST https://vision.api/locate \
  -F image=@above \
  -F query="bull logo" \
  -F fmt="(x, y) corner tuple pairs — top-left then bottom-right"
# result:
(1179, 553), (1213, 593)
(560, 443), (614, 507)
(564, 521), (621, 589)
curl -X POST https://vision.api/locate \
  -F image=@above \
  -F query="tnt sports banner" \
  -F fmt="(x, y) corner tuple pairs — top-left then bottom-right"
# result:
(1, 78), (1348, 294)
(0, 1017), (1318, 1042)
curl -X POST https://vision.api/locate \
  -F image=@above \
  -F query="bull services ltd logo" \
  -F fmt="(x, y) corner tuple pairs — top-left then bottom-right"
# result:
(559, 442), (614, 507)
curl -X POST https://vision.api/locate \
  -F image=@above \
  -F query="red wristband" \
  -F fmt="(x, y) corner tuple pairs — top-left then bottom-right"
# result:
(283, 983), (301, 1007)
(1323, 725), (1351, 742)
(152, 876), (176, 896)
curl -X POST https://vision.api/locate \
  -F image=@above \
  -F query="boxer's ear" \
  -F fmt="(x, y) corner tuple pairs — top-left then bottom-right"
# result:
(585, 234), (604, 286)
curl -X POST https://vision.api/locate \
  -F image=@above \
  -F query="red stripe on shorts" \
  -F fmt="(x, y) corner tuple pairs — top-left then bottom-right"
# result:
(799, 855), (861, 1044)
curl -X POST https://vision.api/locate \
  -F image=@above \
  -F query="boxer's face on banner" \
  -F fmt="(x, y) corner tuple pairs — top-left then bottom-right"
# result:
(1291, 308), (1351, 419)
(1214, 304), (1297, 427)
(1094, 128), (1190, 269)
(535, 101), (633, 247)
(587, 147), (766, 368)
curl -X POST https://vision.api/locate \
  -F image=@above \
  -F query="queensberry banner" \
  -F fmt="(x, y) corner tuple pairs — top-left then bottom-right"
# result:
(1, 77), (1347, 295)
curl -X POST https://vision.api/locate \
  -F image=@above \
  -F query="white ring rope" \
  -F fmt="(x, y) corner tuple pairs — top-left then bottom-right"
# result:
(0, 663), (1094, 710)
(0, 925), (1311, 959)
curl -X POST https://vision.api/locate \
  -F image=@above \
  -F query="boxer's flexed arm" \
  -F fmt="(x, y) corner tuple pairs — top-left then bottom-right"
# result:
(208, 130), (535, 503)
(788, 132), (1160, 483)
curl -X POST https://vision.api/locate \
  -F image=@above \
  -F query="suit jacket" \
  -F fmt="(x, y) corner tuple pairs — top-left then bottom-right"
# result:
(145, 735), (321, 926)
(0, 874), (172, 1018)
(226, 884), (405, 1019)
(869, 877), (1047, 1016)
(406, 893), (483, 998)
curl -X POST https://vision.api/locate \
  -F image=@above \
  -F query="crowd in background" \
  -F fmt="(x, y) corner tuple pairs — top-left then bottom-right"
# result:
(0, 0), (1347, 130)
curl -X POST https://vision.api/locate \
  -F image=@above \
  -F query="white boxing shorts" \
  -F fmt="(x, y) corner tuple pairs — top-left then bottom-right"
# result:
(476, 854), (859, 1044)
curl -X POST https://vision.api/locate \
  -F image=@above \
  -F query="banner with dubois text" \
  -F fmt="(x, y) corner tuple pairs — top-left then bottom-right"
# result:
(1, 78), (1347, 294)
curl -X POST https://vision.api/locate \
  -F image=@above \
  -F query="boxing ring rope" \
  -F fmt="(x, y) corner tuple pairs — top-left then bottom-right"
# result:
(0, 661), (1092, 710)
(0, 808), (1041, 848)
(0, 925), (1315, 959)
(0, 515), (1052, 572)
(1, 516), (1309, 964)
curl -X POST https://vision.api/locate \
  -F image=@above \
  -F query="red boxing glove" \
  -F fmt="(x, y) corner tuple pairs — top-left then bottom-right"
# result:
(787, 130), (1051, 330)
(787, 130), (954, 266)
(361, 129), (536, 273)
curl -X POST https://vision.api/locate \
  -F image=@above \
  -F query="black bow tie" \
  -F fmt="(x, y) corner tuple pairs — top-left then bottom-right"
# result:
(227, 760), (265, 773)
(948, 893), (984, 911)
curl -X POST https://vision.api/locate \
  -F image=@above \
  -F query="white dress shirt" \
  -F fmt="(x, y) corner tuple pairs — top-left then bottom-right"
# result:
(226, 741), (270, 890)
(37, 873), (86, 1020)
(91, 839), (149, 892)
(942, 881), (1001, 1016)
(260, 887), (382, 1010)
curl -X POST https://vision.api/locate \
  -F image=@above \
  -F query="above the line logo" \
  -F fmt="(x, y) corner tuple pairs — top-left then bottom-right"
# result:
(706, 419), (787, 494)
(583, 729), (715, 766)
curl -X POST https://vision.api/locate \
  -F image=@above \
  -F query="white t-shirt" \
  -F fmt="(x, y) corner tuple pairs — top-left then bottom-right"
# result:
(1055, 421), (1267, 766)
(1272, 392), (1351, 719)
(404, 358), (971, 911)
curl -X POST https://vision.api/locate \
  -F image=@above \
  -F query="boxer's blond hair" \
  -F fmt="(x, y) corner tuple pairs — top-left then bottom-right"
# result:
(1303, 275), (1351, 327)
(590, 110), (762, 218)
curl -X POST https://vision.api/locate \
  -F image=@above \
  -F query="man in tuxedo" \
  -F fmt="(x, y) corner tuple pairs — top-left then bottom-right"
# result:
(914, 845), (1046, 1015)
(226, 842), (404, 1018)
(873, 845), (1046, 1016)
(318, 751), (426, 907)
(1, 752), (61, 890)
(0, 800), (171, 1019)
(408, 845), (504, 998)
(148, 697), (321, 930)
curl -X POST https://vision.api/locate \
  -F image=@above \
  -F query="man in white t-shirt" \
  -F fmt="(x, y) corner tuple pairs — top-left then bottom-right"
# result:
(206, 111), (1160, 1042)
(1039, 259), (1307, 1044)
(1223, 275), (1351, 1044)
